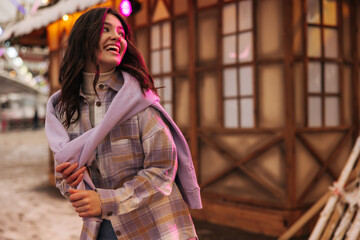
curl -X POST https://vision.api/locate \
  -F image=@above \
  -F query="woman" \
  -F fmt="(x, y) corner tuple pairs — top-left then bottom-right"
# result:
(45, 7), (201, 240)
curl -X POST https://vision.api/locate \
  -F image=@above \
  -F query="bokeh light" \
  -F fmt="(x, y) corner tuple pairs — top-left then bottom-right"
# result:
(120, 0), (132, 17)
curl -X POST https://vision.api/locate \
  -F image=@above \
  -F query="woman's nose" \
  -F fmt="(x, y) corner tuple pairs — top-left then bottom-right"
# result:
(111, 32), (120, 40)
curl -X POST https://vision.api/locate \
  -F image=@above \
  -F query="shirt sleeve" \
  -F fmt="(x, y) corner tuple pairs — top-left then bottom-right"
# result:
(95, 107), (178, 218)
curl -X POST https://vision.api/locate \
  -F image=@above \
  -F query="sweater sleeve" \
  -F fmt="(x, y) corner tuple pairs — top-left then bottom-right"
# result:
(95, 107), (178, 217)
(54, 162), (71, 199)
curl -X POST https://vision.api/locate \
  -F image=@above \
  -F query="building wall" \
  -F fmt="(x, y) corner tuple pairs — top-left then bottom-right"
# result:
(128, 0), (360, 236)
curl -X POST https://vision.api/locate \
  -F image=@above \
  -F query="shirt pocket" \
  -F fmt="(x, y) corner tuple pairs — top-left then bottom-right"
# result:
(109, 115), (144, 171)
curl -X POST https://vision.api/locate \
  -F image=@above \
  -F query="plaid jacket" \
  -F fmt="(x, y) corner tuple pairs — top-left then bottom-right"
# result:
(55, 75), (197, 240)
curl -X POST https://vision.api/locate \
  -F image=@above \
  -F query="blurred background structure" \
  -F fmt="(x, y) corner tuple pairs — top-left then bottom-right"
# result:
(1, 0), (360, 239)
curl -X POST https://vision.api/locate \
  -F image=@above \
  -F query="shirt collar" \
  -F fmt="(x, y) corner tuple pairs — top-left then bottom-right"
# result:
(107, 71), (124, 92)
(79, 71), (124, 98)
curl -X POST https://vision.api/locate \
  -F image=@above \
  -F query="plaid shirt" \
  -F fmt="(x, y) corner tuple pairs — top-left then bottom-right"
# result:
(55, 75), (197, 240)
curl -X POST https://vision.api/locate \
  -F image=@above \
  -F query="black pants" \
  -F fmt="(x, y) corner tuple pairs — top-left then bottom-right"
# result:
(97, 220), (117, 240)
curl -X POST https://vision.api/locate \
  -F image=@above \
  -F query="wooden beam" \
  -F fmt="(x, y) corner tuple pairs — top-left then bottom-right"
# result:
(296, 133), (338, 179)
(217, 0), (223, 128)
(191, 198), (288, 237)
(11, 27), (47, 47)
(319, 0), (325, 127)
(352, 0), (360, 141)
(319, 201), (345, 240)
(309, 136), (360, 240)
(296, 126), (351, 133)
(201, 191), (287, 209)
(297, 130), (352, 203)
(187, 0), (199, 176)
(199, 132), (285, 200)
(338, 0), (345, 126)
(302, 0), (309, 127)
(198, 127), (279, 134)
(280, 160), (360, 239)
(278, 191), (332, 240)
(14, 37), (48, 47)
(237, 133), (284, 165)
(283, 0), (297, 212)
(253, 0), (259, 128)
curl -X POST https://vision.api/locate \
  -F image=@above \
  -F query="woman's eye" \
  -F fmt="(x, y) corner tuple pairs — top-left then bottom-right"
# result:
(118, 32), (125, 37)
(103, 27), (109, 32)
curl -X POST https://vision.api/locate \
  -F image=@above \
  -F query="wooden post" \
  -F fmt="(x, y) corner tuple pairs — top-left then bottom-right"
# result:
(283, 0), (297, 213)
(319, 201), (345, 240)
(309, 136), (360, 240)
(345, 210), (360, 240)
(187, 0), (199, 175)
(278, 191), (332, 240)
(333, 205), (356, 239)
(280, 136), (360, 240)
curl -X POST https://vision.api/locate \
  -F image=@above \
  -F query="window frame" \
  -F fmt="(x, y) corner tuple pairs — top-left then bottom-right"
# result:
(220, 0), (256, 129)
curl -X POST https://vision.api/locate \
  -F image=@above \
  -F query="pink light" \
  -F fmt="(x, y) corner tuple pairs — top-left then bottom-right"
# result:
(120, 0), (132, 17)
(30, 0), (41, 15)
(0, 48), (5, 57)
(239, 45), (250, 60)
(229, 52), (237, 59)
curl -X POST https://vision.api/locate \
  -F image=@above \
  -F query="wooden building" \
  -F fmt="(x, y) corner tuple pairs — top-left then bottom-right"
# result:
(43, 0), (360, 237)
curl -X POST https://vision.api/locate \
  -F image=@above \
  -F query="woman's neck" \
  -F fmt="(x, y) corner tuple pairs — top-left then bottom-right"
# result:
(84, 61), (116, 73)
(82, 70), (115, 94)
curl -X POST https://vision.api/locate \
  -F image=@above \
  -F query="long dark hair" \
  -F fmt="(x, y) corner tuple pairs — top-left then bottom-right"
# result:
(58, 8), (157, 128)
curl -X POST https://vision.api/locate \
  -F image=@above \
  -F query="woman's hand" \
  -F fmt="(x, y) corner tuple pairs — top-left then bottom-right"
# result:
(68, 189), (102, 218)
(55, 162), (87, 188)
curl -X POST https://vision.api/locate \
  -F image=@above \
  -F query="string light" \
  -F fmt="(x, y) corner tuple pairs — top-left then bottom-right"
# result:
(6, 47), (18, 58)
(62, 14), (69, 21)
(9, 70), (16, 78)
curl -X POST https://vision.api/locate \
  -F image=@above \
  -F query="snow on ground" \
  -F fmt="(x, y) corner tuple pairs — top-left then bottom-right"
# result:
(0, 129), (83, 240)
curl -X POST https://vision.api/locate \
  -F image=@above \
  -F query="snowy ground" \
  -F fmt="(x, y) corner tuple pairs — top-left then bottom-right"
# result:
(0, 129), (82, 240)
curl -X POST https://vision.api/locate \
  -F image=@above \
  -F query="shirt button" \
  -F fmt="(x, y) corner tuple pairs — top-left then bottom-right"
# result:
(98, 83), (104, 89)
(96, 102), (101, 107)
(107, 211), (113, 216)
(116, 231), (121, 236)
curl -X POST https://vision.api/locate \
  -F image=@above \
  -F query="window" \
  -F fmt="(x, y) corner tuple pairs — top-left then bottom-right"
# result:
(222, 0), (254, 128)
(150, 21), (173, 116)
(306, 0), (340, 127)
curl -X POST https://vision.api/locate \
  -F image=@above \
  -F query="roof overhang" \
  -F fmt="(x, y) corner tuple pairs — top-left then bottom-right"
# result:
(0, 72), (42, 95)
(0, 0), (107, 43)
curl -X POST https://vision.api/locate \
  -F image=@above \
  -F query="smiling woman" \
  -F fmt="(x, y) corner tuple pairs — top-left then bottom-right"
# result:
(45, 7), (201, 240)
(88, 14), (128, 73)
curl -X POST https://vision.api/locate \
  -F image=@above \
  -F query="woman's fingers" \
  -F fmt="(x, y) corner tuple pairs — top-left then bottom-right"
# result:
(66, 167), (86, 185)
(74, 205), (91, 213)
(71, 197), (87, 208)
(70, 174), (84, 188)
(68, 190), (102, 217)
(55, 164), (86, 187)
(55, 162), (71, 173)
(61, 163), (79, 179)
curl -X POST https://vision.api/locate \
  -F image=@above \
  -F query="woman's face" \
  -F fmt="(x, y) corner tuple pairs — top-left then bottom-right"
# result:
(97, 14), (127, 72)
